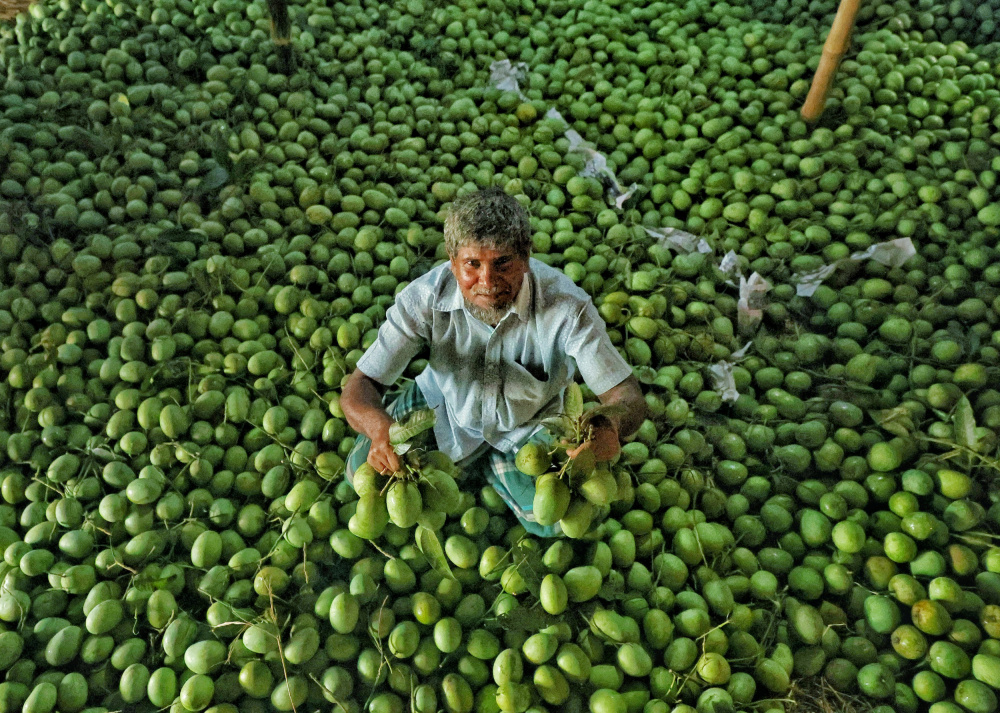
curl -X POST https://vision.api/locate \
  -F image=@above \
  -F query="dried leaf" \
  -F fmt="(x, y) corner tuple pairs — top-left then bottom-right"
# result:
(540, 416), (573, 439)
(512, 541), (544, 598)
(871, 406), (916, 438)
(495, 606), (559, 635)
(415, 526), (456, 582)
(198, 165), (230, 193)
(89, 447), (118, 462)
(946, 322), (970, 357)
(564, 383), (584, 422)
(598, 576), (627, 601)
(209, 124), (236, 173)
(953, 395), (978, 453)
(157, 227), (207, 244)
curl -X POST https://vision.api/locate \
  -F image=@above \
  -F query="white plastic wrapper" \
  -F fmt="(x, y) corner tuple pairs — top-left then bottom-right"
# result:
(708, 361), (739, 403)
(545, 107), (566, 124)
(719, 250), (742, 287)
(709, 343), (751, 404)
(796, 238), (916, 297)
(716, 251), (770, 333)
(738, 272), (770, 334)
(795, 264), (840, 297)
(850, 238), (917, 267)
(565, 130), (638, 209)
(613, 186), (639, 209)
(489, 59), (529, 100)
(731, 342), (752, 359)
(644, 226), (712, 255)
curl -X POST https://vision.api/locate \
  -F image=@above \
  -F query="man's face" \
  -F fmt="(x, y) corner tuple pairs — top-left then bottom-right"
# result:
(449, 244), (529, 325)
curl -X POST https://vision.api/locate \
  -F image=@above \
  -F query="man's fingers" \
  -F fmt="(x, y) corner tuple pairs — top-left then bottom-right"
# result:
(370, 453), (400, 475)
(368, 439), (396, 474)
(368, 451), (393, 474)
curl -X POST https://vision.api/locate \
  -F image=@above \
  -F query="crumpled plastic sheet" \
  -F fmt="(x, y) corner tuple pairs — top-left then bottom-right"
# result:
(489, 59), (529, 100)
(717, 250), (770, 334)
(852, 237), (917, 267)
(643, 226), (712, 255)
(708, 361), (739, 403)
(738, 272), (771, 335)
(709, 343), (752, 403)
(719, 250), (741, 284)
(565, 129), (638, 209)
(731, 342), (752, 360)
(515, 105), (638, 210)
(796, 238), (917, 297)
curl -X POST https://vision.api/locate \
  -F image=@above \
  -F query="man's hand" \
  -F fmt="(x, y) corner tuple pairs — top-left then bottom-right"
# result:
(368, 423), (401, 476)
(566, 422), (620, 462)
(564, 375), (647, 464)
(342, 369), (402, 475)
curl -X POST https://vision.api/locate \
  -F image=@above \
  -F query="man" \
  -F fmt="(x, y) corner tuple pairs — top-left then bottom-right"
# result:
(340, 187), (647, 536)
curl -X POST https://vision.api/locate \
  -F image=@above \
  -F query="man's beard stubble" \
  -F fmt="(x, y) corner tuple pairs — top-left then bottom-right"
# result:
(464, 296), (514, 326)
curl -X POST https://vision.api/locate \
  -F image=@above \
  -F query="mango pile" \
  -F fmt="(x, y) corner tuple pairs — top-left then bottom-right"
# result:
(515, 383), (638, 537)
(348, 409), (468, 541)
(2, 0), (1000, 711)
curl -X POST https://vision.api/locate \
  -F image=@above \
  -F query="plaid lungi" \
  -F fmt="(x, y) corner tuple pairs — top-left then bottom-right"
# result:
(345, 380), (560, 537)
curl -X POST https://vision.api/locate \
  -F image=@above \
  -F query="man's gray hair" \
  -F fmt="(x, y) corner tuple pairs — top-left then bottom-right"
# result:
(444, 187), (532, 258)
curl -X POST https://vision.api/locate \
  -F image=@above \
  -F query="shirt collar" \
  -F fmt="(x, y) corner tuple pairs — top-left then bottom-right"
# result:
(510, 269), (533, 322)
(434, 262), (539, 323)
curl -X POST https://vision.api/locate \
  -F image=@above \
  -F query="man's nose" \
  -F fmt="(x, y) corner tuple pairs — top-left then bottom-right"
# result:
(478, 265), (496, 288)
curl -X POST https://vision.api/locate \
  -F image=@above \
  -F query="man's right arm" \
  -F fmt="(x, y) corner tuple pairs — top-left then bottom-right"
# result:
(341, 369), (401, 474)
(339, 271), (437, 474)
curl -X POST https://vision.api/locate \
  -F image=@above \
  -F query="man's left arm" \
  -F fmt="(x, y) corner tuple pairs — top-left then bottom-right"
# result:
(561, 299), (648, 462)
(567, 374), (647, 462)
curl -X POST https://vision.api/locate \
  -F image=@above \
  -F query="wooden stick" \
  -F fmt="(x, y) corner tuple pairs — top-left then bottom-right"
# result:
(266, 0), (294, 74)
(801, 0), (863, 122)
(0, 0), (36, 20)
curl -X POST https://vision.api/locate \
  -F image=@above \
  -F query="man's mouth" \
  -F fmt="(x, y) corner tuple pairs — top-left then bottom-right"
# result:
(473, 289), (508, 303)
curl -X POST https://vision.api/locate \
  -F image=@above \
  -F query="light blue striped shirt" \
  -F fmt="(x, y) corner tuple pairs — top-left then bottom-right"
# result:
(356, 258), (633, 463)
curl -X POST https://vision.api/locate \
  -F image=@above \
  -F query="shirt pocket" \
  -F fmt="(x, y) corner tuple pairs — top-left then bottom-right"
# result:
(498, 360), (550, 430)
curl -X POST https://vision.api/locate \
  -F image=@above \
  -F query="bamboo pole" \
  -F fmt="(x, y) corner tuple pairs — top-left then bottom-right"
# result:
(0, 0), (36, 20)
(267, 0), (294, 74)
(801, 0), (863, 122)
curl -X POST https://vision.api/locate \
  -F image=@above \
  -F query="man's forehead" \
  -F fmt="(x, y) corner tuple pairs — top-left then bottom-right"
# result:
(452, 244), (523, 261)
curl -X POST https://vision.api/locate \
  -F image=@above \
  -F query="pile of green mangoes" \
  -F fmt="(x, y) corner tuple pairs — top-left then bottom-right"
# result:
(513, 383), (635, 538)
(2, 0), (1000, 710)
(348, 408), (467, 540)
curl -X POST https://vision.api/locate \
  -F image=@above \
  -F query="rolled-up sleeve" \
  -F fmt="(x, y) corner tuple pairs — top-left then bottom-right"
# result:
(564, 301), (634, 396)
(355, 288), (430, 386)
